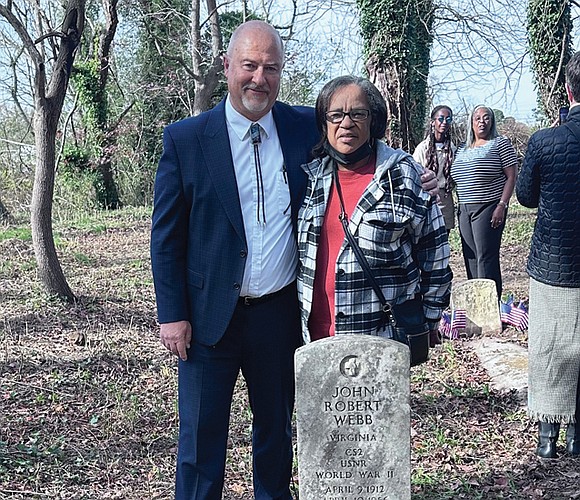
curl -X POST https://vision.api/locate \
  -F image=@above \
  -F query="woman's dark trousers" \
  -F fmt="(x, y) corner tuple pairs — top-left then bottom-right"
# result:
(458, 201), (505, 298)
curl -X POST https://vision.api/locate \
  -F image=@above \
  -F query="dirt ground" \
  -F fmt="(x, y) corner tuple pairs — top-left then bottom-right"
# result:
(1, 208), (579, 499)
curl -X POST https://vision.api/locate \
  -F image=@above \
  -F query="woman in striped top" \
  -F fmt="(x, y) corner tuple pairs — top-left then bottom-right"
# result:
(450, 105), (517, 298)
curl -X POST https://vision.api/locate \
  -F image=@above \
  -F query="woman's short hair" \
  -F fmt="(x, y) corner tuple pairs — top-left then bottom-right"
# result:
(466, 105), (499, 147)
(313, 76), (387, 157)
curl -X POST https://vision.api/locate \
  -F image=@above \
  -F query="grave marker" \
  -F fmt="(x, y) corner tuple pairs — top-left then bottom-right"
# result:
(295, 335), (411, 500)
(451, 279), (501, 335)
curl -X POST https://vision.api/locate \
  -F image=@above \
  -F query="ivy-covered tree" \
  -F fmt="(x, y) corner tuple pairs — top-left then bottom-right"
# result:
(130, 0), (192, 174)
(356, 0), (434, 151)
(68, 0), (122, 210)
(527, 0), (572, 123)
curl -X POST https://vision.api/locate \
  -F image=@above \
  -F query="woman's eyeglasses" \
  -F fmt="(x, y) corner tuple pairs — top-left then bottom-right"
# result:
(436, 116), (453, 124)
(325, 109), (370, 124)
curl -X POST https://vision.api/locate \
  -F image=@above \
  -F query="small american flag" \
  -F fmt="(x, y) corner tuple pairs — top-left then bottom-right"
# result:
(451, 309), (467, 330)
(439, 309), (467, 339)
(500, 296), (529, 331)
(439, 312), (452, 338)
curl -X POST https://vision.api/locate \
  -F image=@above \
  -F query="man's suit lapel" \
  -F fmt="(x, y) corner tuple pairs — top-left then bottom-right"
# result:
(273, 105), (309, 225)
(202, 101), (246, 244)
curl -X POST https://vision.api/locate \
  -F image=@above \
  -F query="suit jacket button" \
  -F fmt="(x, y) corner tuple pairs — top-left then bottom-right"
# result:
(240, 250), (247, 258)
(233, 283), (241, 290)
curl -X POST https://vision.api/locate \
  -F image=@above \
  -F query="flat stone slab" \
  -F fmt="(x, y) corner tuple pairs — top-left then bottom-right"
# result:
(469, 338), (528, 404)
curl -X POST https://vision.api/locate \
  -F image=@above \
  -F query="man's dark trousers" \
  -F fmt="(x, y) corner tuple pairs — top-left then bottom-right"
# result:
(175, 284), (301, 500)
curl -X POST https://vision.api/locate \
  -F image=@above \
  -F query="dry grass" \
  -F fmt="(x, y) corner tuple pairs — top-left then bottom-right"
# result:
(1, 206), (578, 499)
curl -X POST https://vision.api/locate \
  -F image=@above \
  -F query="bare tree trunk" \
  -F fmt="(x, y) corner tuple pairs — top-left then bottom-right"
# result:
(191, 0), (224, 115)
(96, 0), (121, 208)
(367, 56), (408, 150)
(32, 105), (75, 300)
(33, 2), (84, 300)
(1, 0), (85, 301)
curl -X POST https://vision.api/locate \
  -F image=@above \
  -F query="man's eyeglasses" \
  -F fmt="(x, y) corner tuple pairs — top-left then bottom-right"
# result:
(436, 116), (453, 124)
(326, 109), (370, 124)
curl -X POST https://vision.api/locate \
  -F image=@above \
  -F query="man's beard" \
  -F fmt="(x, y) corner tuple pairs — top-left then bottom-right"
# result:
(241, 85), (271, 115)
(242, 95), (269, 114)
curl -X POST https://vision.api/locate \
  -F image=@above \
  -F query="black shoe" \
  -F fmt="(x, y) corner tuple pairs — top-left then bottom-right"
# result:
(429, 329), (442, 348)
(537, 422), (560, 459)
(570, 373), (580, 456)
(566, 423), (580, 455)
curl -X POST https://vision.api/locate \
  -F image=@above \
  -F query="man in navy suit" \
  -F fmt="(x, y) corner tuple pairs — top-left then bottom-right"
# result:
(151, 20), (438, 499)
(151, 21), (318, 499)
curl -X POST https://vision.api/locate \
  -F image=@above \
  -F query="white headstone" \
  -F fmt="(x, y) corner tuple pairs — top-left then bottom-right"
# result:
(451, 279), (501, 335)
(295, 335), (411, 500)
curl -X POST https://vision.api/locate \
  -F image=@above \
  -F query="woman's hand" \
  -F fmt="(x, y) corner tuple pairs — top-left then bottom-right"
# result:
(491, 204), (506, 229)
(421, 168), (439, 199)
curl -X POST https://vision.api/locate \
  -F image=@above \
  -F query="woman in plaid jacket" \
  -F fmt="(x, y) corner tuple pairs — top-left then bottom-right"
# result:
(297, 76), (452, 349)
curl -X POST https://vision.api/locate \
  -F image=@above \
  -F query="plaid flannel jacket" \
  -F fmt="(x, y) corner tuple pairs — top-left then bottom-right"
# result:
(297, 142), (452, 343)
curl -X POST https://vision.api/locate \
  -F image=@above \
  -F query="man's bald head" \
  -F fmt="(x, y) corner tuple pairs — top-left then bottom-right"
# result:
(227, 20), (285, 64)
(223, 21), (285, 121)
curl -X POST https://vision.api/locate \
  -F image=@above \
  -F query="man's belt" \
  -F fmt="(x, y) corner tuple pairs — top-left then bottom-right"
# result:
(238, 283), (293, 306)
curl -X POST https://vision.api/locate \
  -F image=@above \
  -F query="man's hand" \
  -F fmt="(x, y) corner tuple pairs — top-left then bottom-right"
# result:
(160, 320), (192, 361)
(421, 168), (439, 200)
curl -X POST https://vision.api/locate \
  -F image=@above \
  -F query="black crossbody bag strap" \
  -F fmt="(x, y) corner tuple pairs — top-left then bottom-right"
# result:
(332, 164), (430, 367)
(332, 167), (393, 328)
(565, 119), (580, 143)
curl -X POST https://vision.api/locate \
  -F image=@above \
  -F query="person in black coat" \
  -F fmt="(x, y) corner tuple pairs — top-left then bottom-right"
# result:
(516, 51), (580, 459)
